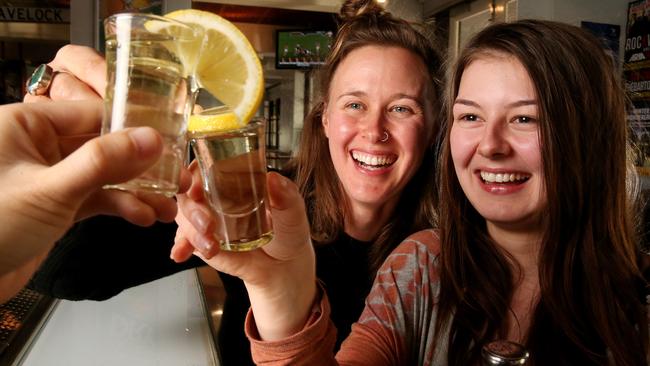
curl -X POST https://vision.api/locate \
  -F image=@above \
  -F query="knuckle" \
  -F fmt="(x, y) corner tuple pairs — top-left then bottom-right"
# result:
(48, 75), (75, 100)
(83, 138), (112, 174)
(53, 44), (76, 64)
(84, 56), (104, 75)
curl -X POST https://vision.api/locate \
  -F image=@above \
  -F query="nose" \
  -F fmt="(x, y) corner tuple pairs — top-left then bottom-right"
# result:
(360, 109), (387, 143)
(477, 121), (511, 158)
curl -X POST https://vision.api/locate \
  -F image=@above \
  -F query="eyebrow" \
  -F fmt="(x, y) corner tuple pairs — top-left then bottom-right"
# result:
(391, 93), (424, 106)
(337, 91), (366, 100)
(454, 98), (537, 108)
(337, 91), (424, 105)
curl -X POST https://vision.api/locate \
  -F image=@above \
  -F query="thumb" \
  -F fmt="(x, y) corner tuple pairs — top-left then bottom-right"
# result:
(264, 172), (312, 260)
(47, 127), (163, 203)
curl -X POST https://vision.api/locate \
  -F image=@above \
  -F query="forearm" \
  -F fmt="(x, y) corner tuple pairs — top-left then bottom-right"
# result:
(30, 217), (199, 301)
(247, 283), (338, 366)
(245, 256), (317, 340)
(0, 213), (68, 278)
(0, 186), (75, 278)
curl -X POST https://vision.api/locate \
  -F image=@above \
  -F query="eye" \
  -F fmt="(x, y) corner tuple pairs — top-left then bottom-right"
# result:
(513, 115), (537, 124)
(346, 102), (364, 111)
(390, 105), (413, 114)
(458, 114), (479, 122)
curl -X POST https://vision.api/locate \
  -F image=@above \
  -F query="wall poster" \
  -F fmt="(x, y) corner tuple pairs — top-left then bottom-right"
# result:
(625, 0), (650, 174)
(581, 21), (620, 65)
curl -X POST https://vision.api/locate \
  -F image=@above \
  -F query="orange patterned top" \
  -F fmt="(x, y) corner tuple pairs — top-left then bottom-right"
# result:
(246, 229), (446, 365)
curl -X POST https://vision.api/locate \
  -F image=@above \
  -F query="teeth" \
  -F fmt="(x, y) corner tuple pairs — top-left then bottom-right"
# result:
(352, 151), (395, 167)
(480, 171), (529, 183)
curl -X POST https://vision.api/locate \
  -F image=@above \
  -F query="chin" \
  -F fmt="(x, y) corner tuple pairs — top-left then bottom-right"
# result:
(349, 189), (390, 206)
(481, 211), (543, 229)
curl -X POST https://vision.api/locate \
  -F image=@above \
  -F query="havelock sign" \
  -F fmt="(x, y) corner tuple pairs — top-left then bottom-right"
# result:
(0, 7), (70, 24)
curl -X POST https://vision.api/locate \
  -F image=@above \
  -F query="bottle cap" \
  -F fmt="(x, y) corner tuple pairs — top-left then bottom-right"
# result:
(481, 340), (530, 365)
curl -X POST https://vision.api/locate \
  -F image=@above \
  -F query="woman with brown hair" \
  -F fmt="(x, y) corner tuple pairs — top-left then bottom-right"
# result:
(173, 0), (442, 362)
(201, 19), (648, 365)
(435, 19), (648, 366)
(25, 0), (444, 364)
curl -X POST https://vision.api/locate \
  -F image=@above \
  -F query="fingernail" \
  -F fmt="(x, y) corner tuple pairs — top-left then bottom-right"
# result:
(197, 236), (213, 252)
(128, 127), (160, 157)
(170, 246), (181, 262)
(191, 210), (209, 233)
(174, 231), (183, 242)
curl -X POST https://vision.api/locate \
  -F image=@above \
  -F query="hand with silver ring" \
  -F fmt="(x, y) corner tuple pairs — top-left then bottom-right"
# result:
(23, 44), (106, 103)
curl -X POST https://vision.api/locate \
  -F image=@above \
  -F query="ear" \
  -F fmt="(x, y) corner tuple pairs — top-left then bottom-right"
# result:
(321, 103), (330, 138)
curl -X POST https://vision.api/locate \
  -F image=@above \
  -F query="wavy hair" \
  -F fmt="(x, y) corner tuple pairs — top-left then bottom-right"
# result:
(436, 20), (648, 365)
(284, 0), (444, 274)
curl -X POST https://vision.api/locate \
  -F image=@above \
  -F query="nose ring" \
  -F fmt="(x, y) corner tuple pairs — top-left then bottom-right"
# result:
(380, 131), (389, 142)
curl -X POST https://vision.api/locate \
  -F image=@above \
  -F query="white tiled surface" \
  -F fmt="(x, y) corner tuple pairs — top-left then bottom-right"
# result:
(18, 270), (218, 366)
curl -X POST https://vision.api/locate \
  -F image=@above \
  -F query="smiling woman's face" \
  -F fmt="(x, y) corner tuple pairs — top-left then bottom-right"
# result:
(450, 54), (546, 234)
(322, 45), (432, 210)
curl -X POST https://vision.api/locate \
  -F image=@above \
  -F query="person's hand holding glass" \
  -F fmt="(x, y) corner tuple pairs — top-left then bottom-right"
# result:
(103, 10), (273, 252)
(102, 12), (203, 196)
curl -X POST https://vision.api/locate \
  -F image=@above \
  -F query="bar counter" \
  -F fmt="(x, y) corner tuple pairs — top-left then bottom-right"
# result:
(12, 269), (219, 366)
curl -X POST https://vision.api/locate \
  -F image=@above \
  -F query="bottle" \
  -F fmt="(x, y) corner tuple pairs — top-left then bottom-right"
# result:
(481, 340), (530, 365)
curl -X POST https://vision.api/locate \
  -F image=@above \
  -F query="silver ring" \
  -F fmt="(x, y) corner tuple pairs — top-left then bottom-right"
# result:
(380, 131), (389, 142)
(26, 64), (55, 96)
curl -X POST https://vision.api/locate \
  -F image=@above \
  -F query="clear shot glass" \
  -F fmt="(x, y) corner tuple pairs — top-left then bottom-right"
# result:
(189, 110), (273, 251)
(102, 12), (202, 196)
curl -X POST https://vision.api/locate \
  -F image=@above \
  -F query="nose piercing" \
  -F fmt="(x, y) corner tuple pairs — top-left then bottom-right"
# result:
(380, 131), (389, 142)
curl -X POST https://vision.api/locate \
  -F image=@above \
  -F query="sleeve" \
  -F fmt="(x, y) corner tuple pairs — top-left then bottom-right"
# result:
(246, 229), (440, 366)
(28, 215), (204, 300)
(246, 283), (338, 366)
(334, 231), (439, 366)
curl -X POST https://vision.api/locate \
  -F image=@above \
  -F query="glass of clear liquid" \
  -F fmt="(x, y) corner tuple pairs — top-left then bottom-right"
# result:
(189, 109), (273, 251)
(102, 13), (202, 196)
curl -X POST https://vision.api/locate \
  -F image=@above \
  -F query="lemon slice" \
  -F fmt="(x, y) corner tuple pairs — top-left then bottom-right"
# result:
(165, 9), (264, 128)
(189, 109), (240, 133)
(141, 16), (203, 78)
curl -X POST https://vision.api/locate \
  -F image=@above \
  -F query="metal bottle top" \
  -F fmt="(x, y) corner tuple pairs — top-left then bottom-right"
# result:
(481, 340), (530, 365)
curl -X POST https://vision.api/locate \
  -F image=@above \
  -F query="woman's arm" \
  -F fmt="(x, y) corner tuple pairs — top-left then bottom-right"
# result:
(174, 172), (318, 340)
(28, 216), (204, 300)
(0, 101), (185, 302)
(245, 229), (442, 366)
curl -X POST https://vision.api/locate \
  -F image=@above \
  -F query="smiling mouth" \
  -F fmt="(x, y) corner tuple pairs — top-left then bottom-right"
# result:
(351, 151), (397, 170)
(480, 171), (530, 183)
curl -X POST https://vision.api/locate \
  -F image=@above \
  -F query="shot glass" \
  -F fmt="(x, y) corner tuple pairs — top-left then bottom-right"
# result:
(102, 13), (202, 196)
(189, 110), (273, 251)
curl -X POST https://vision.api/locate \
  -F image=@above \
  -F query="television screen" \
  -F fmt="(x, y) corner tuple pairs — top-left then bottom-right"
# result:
(276, 29), (334, 69)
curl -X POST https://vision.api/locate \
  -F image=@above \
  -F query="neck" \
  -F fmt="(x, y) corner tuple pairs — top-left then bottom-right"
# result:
(486, 222), (541, 273)
(344, 198), (399, 242)
(487, 222), (542, 343)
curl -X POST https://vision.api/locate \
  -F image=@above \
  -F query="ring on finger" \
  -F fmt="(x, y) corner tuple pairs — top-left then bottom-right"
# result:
(26, 64), (56, 96)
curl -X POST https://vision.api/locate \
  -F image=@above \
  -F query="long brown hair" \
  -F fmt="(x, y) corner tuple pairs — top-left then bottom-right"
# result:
(284, 0), (443, 274)
(436, 20), (648, 365)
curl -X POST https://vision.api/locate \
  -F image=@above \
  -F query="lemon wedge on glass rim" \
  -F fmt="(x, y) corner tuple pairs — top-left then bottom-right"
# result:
(188, 107), (241, 132)
(164, 9), (264, 133)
